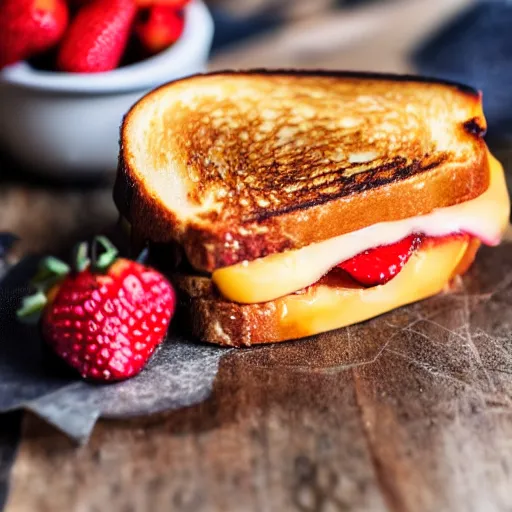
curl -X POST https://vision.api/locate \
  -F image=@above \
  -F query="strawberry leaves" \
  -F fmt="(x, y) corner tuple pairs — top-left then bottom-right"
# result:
(91, 236), (119, 272)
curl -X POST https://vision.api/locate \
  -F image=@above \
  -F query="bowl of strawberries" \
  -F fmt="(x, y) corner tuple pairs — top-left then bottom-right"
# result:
(0, 0), (213, 178)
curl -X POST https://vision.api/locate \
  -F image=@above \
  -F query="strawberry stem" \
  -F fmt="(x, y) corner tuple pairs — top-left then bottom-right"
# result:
(91, 236), (118, 272)
(31, 256), (70, 291)
(16, 291), (48, 324)
(44, 256), (70, 276)
(73, 242), (90, 273)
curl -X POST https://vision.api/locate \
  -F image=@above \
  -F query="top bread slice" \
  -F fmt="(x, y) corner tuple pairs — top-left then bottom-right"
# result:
(115, 70), (490, 273)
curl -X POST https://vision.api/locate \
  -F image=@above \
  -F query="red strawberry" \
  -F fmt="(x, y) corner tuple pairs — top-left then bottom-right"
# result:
(0, 0), (69, 69)
(57, 0), (137, 73)
(135, 6), (185, 55)
(17, 237), (176, 382)
(339, 235), (423, 287)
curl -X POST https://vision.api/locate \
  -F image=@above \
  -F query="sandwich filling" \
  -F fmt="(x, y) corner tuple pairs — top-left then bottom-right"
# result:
(273, 235), (474, 341)
(173, 234), (479, 346)
(213, 151), (510, 304)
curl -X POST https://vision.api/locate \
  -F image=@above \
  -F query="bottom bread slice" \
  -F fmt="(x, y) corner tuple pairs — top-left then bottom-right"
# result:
(173, 236), (480, 347)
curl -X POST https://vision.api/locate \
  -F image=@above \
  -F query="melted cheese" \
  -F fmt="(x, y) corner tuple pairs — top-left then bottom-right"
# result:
(276, 237), (469, 340)
(213, 151), (510, 304)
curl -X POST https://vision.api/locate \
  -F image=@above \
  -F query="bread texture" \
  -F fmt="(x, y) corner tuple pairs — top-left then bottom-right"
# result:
(116, 70), (489, 272)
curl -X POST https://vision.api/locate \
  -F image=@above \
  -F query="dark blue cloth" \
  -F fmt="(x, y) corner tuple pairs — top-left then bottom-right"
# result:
(414, 2), (512, 140)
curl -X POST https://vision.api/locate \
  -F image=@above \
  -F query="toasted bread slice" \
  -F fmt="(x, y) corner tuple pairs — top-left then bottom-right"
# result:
(173, 236), (480, 347)
(116, 70), (489, 272)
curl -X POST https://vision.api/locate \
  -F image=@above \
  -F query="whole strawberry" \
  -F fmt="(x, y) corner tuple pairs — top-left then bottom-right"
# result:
(57, 0), (137, 73)
(18, 237), (176, 382)
(0, 0), (69, 69)
(135, 6), (185, 55)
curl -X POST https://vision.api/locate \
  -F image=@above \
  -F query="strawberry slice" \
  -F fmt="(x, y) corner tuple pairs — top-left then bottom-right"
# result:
(339, 235), (423, 286)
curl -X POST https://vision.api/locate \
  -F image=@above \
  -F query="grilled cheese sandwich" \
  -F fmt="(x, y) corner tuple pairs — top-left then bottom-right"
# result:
(115, 70), (510, 347)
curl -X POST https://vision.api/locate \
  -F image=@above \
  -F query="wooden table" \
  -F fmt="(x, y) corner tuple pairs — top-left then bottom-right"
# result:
(5, 0), (512, 510)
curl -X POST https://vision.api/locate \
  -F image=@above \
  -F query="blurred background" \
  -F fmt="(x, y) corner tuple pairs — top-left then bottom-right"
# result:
(209, 0), (467, 69)
(1, 0), (511, 254)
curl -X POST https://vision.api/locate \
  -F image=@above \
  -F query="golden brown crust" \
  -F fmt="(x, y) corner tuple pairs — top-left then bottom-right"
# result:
(172, 274), (301, 347)
(115, 69), (489, 272)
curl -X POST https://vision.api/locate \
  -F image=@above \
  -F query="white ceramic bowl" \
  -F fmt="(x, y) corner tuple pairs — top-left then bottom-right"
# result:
(0, 0), (214, 178)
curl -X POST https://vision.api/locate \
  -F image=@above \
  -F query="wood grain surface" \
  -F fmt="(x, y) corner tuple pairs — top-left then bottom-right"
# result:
(4, 241), (512, 512)
(2, 0), (512, 510)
